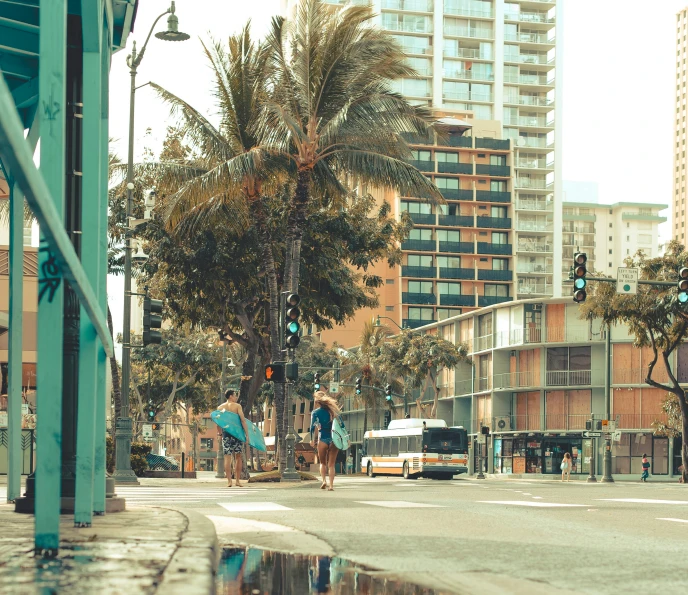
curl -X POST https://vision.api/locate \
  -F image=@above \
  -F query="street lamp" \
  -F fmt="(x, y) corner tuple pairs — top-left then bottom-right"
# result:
(114, 2), (189, 484)
(374, 314), (408, 332)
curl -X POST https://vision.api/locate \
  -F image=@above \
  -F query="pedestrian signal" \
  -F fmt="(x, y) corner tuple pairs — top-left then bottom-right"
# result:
(264, 363), (286, 383)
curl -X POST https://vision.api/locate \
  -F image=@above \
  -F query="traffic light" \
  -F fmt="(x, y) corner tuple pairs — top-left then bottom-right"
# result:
(264, 363), (286, 383)
(572, 252), (587, 303)
(314, 372), (321, 391)
(147, 404), (155, 420)
(678, 268), (688, 305)
(284, 293), (301, 349)
(286, 362), (299, 381)
(480, 425), (490, 435)
(143, 296), (163, 345)
(586, 419), (592, 431)
(384, 410), (392, 428)
(355, 377), (362, 395)
(152, 423), (161, 431)
(385, 384), (392, 402)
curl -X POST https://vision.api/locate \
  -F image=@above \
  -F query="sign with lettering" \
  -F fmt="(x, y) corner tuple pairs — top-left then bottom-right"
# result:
(617, 267), (638, 295)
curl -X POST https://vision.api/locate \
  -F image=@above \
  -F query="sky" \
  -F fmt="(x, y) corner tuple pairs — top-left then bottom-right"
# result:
(107, 0), (687, 350)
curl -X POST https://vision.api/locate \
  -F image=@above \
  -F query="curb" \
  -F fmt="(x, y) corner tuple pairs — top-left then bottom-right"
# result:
(157, 508), (220, 595)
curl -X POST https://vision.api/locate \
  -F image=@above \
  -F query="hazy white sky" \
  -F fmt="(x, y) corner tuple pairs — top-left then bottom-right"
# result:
(107, 0), (687, 344)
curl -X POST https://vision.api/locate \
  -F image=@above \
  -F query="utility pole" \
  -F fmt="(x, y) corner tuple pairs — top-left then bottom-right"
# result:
(587, 414), (597, 483)
(215, 336), (227, 478)
(602, 323), (614, 482)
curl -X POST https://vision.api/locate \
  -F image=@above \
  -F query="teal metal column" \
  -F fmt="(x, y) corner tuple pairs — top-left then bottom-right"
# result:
(93, 38), (110, 515)
(7, 175), (23, 503)
(74, 37), (103, 526)
(35, 0), (67, 554)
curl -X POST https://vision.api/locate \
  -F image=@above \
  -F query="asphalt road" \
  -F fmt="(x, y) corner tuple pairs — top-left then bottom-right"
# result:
(116, 476), (688, 595)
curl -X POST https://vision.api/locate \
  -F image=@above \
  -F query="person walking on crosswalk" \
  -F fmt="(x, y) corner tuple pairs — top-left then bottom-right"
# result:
(310, 391), (341, 491)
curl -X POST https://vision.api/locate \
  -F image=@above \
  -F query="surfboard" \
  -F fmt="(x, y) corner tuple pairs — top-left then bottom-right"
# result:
(211, 410), (267, 452)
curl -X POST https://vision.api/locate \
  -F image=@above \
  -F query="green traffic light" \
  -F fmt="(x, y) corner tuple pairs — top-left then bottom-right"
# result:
(574, 278), (586, 290)
(680, 292), (688, 304)
(287, 320), (300, 334)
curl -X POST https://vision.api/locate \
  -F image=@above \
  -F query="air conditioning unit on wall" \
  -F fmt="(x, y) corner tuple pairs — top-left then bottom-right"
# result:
(495, 416), (512, 432)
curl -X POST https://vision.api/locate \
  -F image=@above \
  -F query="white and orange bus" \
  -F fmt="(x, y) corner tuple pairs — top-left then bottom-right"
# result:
(361, 419), (469, 480)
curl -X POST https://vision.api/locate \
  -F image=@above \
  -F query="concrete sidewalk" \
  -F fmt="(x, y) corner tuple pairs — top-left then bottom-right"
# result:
(0, 503), (218, 595)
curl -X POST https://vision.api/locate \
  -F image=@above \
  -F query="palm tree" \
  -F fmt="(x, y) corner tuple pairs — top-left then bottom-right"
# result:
(261, 0), (443, 295)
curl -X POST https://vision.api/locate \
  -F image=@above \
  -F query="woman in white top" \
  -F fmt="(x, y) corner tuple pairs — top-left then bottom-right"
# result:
(560, 452), (572, 482)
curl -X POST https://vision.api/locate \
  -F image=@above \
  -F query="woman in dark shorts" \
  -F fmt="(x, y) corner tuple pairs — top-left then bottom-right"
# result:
(310, 391), (341, 491)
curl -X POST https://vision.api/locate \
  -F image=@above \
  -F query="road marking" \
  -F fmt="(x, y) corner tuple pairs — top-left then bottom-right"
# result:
(219, 502), (292, 513)
(596, 499), (688, 505)
(208, 515), (299, 533)
(532, 496), (543, 499)
(393, 483), (423, 487)
(478, 501), (588, 508)
(657, 518), (688, 523)
(356, 501), (444, 508)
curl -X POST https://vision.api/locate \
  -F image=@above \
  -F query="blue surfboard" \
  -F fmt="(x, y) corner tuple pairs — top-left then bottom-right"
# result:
(211, 410), (267, 452)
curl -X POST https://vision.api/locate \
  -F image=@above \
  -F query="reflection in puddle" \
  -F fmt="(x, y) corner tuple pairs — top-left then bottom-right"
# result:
(216, 547), (446, 595)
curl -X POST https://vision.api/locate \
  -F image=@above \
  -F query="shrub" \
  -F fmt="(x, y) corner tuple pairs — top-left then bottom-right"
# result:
(130, 442), (152, 476)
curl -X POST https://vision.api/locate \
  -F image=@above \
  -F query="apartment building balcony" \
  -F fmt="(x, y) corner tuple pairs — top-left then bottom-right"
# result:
(404, 318), (435, 329)
(446, 135), (474, 148)
(478, 269), (513, 281)
(478, 295), (512, 307)
(476, 216), (511, 229)
(401, 239), (436, 251)
(505, 12), (555, 25)
(546, 325), (603, 343)
(516, 116), (554, 129)
(475, 334), (493, 351)
(398, 43), (433, 55)
(476, 376), (492, 392)
(504, 95), (554, 108)
(517, 282), (553, 296)
(508, 326), (543, 345)
(439, 240), (474, 254)
(516, 220), (553, 232)
(408, 159), (434, 172)
(382, 20), (433, 34)
(401, 265), (436, 278)
(493, 370), (537, 390)
(546, 370), (593, 387)
(475, 164), (510, 176)
(515, 178), (552, 190)
(443, 26), (494, 40)
(438, 161), (473, 174)
(408, 212), (436, 225)
(544, 414), (588, 432)
(516, 158), (554, 171)
(505, 53), (554, 66)
(443, 47), (492, 60)
(402, 292), (436, 305)
(622, 212), (667, 223)
(325, 0), (371, 5)
(441, 188), (475, 200)
(614, 413), (669, 431)
(443, 91), (493, 103)
(444, 69), (494, 82)
(438, 214), (474, 227)
(475, 138), (510, 150)
(512, 136), (549, 149)
(515, 199), (553, 213)
(517, 263), (553, 274)
(439, 266), (475, 280)
(477, 242), (512, 255)
(475, 190), (511, 203)
(439, 293), (475, 306)
(517, 242), (552, 253)
(504, 32), (556, 46)
(381, 0), (433, 12)
(443, 6), (493, 18)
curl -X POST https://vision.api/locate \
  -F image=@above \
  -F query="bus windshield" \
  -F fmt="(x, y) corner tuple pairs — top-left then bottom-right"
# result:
(424, 428), (468, 453)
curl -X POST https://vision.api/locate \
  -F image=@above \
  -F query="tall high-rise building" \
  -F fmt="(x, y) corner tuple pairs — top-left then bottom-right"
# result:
(675, 8), (688, 243)
(285, 0), (563, 302)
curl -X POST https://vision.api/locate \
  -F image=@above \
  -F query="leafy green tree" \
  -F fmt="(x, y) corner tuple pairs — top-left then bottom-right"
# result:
(578, 241), (688, 482)
(380, 332), (469, 418)
(652, 393), (683, 439)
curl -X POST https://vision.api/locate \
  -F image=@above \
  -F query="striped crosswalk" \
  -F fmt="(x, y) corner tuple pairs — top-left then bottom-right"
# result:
(116, 486), (266, 505)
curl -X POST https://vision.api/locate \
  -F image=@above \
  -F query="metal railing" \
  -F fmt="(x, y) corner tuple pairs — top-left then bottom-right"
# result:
(545, 370), (593, 387)
(477, 376), (492, 392)
(476, 216), (511, 229)
(545, 326), (602, 343)
(517, 263), (552, 274)
(477, 242), (512, 255)
(402, 292), (436, 305)
(439, 240), (474, 254)
(516, 178), (552, 190)
(478, 269), (512, 281)
(443, 69), (494, 81)
(517, 242), (552, 253)
(516, 159), (553, 170)
(612, 368), (670, 385)
(504, 32), (555, 44)
(518, 284), (554, 296)
(443, 48), (492, 60)
(401, 265), (436, 278)
(475, 334), (493, 352)
(444, 6), (493, 18)
(516, 221), (553, 232)
(544, 414), (588, 431)
(516, 199), (553, 211)
(475, 190), (511, 203)
(382, 0), (433, 11)
(439, 267), (475, 280)
(493, 371), (537, 390)
(444, 27), (494, 39)
(438, 214), (474, 227)
(508, 327), (543, 344)
(505, 12), (555, 24)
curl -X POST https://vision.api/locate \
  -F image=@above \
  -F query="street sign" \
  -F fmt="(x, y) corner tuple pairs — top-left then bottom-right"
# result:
(477, 433), (486, 444)
(21, 403), (29, 414)
(142, 424), (153, 442)
(612, 431), (622, 442)
(616, 267), (638, 295)
(583, 431), (602, 438)
(329, 382), (340, 394)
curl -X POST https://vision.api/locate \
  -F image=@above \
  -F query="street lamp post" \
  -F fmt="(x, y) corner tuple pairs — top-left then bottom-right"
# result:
(114, 2), (189, 484)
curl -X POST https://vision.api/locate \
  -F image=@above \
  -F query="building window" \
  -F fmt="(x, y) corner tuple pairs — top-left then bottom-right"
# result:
(408, 307), (434, 321)
(609, 249), (612, 254)
(608, 262), (612, 267)
(385, 305), (395, 312)
(546, 346), (591, 385)
(484, 284), (509, 297)
(609, 236), (612, 241)
(300, 402), (305, 414)
(492, 258), (508, 270)
(386, 279), (395, 284)
(492, 232), (508, 244)
(409, 280), (433, 294)
(609, 223), (612, 228)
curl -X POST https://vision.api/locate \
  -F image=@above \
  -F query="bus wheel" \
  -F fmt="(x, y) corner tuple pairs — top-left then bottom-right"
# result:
(403, 462), (416, 480)
(367, 462), (376, 478)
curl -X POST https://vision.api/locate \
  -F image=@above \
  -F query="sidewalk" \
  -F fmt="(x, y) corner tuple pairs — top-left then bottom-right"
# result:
(0, 503), (218, 594)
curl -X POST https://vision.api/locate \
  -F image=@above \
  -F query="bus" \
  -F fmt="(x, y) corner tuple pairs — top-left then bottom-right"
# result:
(361, 419), (469, 480)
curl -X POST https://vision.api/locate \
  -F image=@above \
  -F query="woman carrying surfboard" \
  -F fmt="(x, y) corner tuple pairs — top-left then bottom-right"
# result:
(310, 391), (344, 491)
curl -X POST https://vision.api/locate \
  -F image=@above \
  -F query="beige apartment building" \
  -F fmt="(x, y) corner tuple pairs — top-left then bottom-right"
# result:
(676, 8), (688, 242)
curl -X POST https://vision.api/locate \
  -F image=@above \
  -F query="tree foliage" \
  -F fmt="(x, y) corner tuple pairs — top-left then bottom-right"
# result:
(578, 240), (688, 481)
(652, 393), (683, 439)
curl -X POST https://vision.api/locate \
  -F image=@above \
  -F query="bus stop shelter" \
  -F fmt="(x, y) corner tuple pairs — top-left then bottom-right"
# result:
(0, 0), (136, 555)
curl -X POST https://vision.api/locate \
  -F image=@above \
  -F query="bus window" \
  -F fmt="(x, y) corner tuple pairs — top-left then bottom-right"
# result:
(375, 438), (382, 455)
(399, 437), (408, 453)
(363, 438), (368, 456)
(407, 436), (418, 452)
(383, 438), (391, 456)
(391, 437), (399, 456)
(424, 428), (468, 452)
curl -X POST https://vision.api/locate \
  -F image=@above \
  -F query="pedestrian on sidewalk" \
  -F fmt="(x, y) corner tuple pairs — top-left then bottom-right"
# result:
(560, 452), (572, 482)
(217, 389), (249, 488)
(346, 451), (353, 475)
(310, 391), (341, 491)
(641, 454), (650, 482)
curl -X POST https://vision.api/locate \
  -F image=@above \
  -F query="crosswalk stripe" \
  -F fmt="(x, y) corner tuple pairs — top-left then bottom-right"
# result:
(596, 498), (688, 505)
(657, 517), (688, 523)
(356, 501), (443, 508)
(478, 501), (588, 507)
(219, 502), (292, 512)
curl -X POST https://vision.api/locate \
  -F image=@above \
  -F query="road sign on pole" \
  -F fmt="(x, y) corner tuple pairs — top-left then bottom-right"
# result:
(329, 382), (339, 394)
(583, 431), (602, 438)
(142, 424), (153, 442)
(616, 267), (638, 295)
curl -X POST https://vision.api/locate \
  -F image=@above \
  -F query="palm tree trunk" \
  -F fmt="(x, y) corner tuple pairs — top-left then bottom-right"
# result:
(284, 169), (310, 293)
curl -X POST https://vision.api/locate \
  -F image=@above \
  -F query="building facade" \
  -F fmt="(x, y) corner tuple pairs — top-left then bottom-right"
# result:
(675, 7), (688, 243)
(560, 201), (667, 295)
(338, 297), (683, 479)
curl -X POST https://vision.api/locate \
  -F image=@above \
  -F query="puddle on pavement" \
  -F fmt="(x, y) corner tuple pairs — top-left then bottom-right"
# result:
(216, 547), (445, 594)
